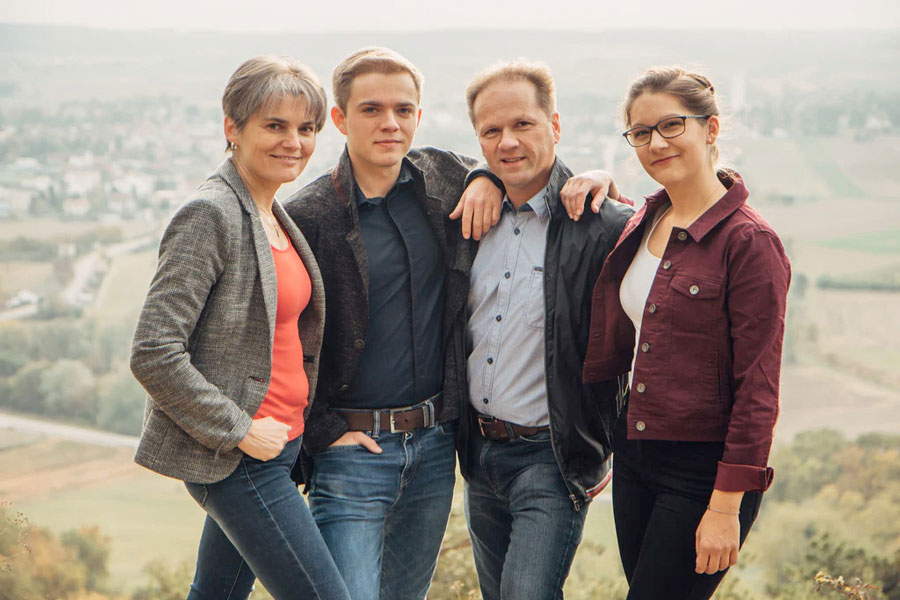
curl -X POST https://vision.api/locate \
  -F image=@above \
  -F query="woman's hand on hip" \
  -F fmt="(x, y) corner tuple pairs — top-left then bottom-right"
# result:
(695, 489), (743, 574)
(238, 416), (291, 461)
(329, 431), (382, 454)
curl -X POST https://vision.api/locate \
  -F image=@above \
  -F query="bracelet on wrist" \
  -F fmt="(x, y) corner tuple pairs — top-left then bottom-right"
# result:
(706, 505), (740, 516)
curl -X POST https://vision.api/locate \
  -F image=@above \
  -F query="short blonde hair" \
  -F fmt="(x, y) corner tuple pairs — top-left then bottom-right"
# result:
(465, 60), (556, 126)
(222, 56), (328, 150)
(332, 47), (424, 111)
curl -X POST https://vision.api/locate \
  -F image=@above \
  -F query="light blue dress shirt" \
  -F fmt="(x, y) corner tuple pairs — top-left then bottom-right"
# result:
(466, 186), (552, 427)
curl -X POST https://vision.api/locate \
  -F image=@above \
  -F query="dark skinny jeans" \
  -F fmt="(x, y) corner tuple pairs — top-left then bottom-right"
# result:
(611, 407), (762, 599)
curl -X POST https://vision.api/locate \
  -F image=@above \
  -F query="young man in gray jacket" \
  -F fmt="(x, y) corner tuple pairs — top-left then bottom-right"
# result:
(459, 60), (633, 600)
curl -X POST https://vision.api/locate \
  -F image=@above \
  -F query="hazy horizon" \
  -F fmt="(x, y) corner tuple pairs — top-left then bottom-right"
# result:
(4, 0), (900, 32)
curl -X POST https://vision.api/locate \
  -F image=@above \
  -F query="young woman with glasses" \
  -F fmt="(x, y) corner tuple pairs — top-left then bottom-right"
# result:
(582, 67), (791, 598)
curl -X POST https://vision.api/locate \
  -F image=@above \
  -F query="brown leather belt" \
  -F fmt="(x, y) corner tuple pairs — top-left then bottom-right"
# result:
(476, 414), (549, 442)
(337, 393), (443, 434)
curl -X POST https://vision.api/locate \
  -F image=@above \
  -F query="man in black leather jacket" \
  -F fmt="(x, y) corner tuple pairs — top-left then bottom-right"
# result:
(458, 60), (633, 600)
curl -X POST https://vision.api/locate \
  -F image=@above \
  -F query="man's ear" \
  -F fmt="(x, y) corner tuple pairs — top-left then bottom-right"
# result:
(551, 112), (561, 144)
(331, 106), (348, 135)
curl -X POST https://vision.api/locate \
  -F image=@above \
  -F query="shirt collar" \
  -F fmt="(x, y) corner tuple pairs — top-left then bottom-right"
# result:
(354, 163), (414, 208)
(502, 184), (552, 222)
(643, 172), (749, 242)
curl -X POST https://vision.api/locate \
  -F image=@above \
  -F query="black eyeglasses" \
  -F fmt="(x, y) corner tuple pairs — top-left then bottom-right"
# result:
(622, 115), (710, 147)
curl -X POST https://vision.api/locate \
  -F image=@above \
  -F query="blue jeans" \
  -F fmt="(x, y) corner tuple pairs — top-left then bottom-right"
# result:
(307, 422), (457, 600)
(183, 437), (350, 600)
(464, 429), (587, 600)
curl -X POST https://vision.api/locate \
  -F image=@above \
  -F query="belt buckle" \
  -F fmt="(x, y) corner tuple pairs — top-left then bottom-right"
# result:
(390, 400), (437, 434)
(477, 416), (496, 438)
(389, 407), (403, 434)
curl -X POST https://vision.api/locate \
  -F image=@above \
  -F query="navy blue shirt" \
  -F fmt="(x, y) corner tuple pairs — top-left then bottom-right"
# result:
(344, 165), (445, 409)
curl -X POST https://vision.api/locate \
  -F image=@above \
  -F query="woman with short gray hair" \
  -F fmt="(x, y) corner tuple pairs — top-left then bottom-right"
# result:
(130, 56), (349, 600)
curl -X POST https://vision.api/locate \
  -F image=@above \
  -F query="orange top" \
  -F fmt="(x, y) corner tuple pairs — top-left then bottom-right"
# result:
(253, 239), (312, 440)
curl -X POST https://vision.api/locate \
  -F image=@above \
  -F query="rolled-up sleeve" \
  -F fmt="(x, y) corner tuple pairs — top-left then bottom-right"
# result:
(715, 228), (791, 492)
(130, 198), (252, 453)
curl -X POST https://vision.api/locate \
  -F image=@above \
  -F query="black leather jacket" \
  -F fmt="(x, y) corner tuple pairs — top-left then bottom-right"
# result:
(457, 158), (633, 510)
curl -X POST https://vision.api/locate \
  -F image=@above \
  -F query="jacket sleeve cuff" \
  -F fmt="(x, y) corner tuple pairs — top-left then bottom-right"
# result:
(464, 166), (506, 196)
(217, 411), (253, 454)
(714, 461), (774, 492)
(301, 410), (349, 455)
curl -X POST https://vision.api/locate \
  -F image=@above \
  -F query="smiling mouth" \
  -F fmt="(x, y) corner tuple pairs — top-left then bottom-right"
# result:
(272, 155), (302, 162)
(375, 140), (402, 146)
(652, 155), (678, 166)
(500, 157), (525, 164)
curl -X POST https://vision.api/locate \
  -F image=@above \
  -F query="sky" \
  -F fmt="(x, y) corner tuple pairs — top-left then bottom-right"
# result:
(3, 0), (900, 32)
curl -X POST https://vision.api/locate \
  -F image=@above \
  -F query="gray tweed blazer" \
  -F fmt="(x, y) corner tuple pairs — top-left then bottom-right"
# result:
(130, 158), (325, 484)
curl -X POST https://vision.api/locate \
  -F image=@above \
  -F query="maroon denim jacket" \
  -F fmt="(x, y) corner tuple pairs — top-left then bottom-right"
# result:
(583, 174), (790, 492)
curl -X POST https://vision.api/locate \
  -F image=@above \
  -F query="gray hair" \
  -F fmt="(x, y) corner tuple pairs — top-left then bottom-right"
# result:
(222, 56), (328, 151)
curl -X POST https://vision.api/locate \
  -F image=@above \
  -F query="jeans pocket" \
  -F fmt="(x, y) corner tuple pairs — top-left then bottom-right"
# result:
(184, 481), (209, 507)
(516, 429), (552, 443)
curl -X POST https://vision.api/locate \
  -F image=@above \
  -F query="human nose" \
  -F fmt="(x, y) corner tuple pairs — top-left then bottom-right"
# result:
(648, 127), (668, 151)
(498, 129), (518, 151)
(381, 110), (400, 131)
(282, 130), (301, 150)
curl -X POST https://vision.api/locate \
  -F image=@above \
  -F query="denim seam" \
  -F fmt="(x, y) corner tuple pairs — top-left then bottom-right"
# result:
(239, 460), (322, 599)
(549, 507), (580, 598)
(224, 561), (248, 600)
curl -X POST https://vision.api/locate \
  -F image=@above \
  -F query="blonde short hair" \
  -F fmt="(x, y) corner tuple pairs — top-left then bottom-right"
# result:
(332, 47), (424, 111)
(465, 60), (556, 126)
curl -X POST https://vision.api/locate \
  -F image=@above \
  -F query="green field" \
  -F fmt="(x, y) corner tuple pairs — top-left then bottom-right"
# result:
(818, 229), (900, 255)
(801, 141), (868, 198)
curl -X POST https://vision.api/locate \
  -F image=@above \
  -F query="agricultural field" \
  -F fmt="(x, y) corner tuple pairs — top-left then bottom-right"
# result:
(92, 250), (157, 320)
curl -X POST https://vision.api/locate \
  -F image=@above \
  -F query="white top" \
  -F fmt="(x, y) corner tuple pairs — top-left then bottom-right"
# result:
(619, 205), (670, 387)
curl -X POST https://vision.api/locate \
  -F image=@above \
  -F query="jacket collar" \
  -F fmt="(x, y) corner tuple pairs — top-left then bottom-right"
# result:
(214, 157), (258, 215)
(541, 156), (573, 221)
(642, 172), (749, 242)
(331, 145), (427, 208)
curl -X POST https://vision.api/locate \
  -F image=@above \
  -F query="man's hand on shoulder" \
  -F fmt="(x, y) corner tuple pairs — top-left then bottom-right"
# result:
(560, 170), (622, 221)
(449, 175), (503, 241)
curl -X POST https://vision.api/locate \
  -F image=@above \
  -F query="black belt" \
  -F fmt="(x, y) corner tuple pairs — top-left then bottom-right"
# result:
(336, 393), (443, 433)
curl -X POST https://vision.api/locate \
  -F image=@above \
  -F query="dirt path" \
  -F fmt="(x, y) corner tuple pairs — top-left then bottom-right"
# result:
(0, 411), (138, 448)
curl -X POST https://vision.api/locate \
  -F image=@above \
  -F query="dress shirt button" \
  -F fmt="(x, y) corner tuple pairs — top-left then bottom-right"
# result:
(495, 314), (502, 322)
(662, 260), (672, 270)
(514, 228), (521, 235)
(648, 303), (657, 314)
(504, 271), (511, 279)
(640, 342), (650, 353)
(677, 231), (688, 241)
(353, 338), (365, 350)
(636, 382), (646, 393)
(483, 398), (489, 404)
(487, 357), (494, 364)
(689, 284), (700, 295)
(635, 421), (646, 432)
